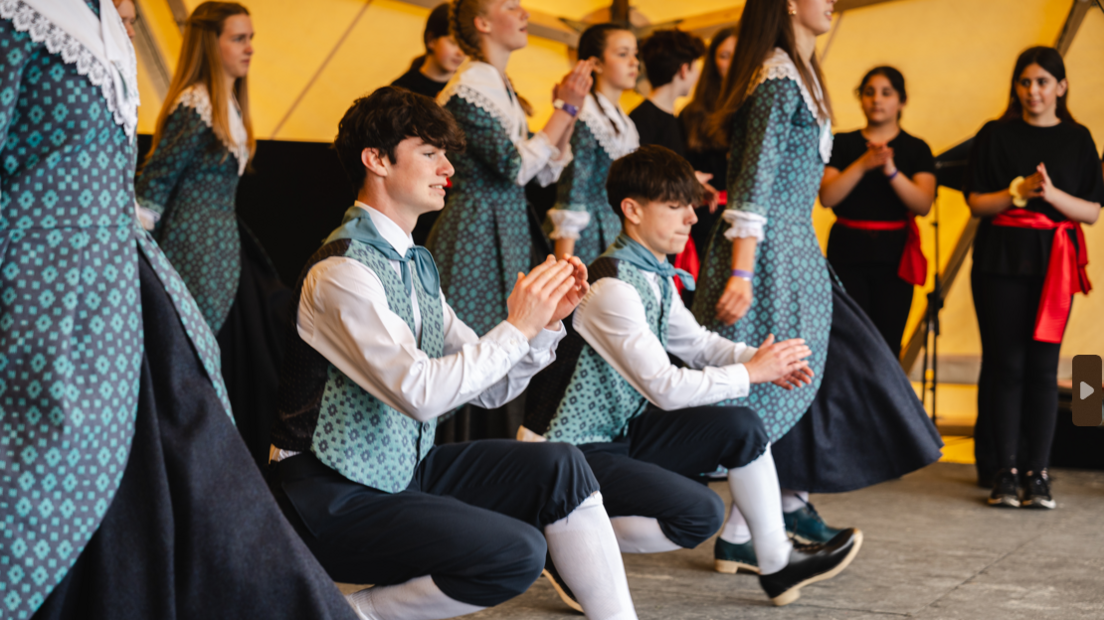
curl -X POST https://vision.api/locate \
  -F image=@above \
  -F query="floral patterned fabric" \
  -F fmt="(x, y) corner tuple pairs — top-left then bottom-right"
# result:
(692, 77), (831, 442)
(0, 5), (230, 618)
(428, 96), (531, 336)
(552, 123), (624, 264)
(135, 99), (242, 334)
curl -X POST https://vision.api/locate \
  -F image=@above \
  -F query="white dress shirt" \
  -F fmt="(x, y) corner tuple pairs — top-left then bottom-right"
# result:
(572, 271), (756, 411)
(296, 203), (565, 422)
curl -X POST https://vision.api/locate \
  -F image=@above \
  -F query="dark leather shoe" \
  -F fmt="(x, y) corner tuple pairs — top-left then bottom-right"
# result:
(759, 528), (863, 606)
(543, 556), (583, 613)
(714, 537), (760, 574)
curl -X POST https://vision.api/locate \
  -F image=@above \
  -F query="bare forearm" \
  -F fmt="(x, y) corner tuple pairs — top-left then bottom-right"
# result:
(730, 236), (758, 271)
(1047, 188), (1101, 224)
(539, 110), (575, 150)
(968, 190), (1014, 217)
(890, 173), (935, 216)
(819, 162), (866, 208)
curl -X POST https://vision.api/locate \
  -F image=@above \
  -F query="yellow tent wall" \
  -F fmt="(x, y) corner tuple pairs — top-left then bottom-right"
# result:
(134, 0), (1104, 381)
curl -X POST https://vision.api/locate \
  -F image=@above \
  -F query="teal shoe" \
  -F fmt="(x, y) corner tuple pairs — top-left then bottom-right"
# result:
(784, 503), (844, 544)
(714, 537), (760, 575)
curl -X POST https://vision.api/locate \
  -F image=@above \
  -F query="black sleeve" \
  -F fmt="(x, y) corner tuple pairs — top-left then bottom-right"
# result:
(630, 106), (655, 147)
(1078, 129), (1104, 205)
(913, 137), (936, 175)
(827, 131), (855, 171)
(963, 121), (1005, 196)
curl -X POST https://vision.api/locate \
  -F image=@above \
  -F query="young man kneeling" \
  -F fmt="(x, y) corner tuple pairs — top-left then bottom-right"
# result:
(268, 87), (637, 620)
(522, 145), (862, 606)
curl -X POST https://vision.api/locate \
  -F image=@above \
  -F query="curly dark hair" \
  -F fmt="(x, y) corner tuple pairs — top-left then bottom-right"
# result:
(639, 29), (706, 89)
(607, 145), (704, 221)
(333, 86), (466, 192)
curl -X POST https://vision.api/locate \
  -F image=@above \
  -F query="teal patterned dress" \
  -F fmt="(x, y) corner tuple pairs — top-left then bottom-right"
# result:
(547, 93), (638, 264)
(692, 75), (831, 441)
(136, 85), (288, 468)
(135, 85), (246, 334)
(0, 3), (353, 618)
(693, 52), (941, 492)
(429, 61), (568, 336)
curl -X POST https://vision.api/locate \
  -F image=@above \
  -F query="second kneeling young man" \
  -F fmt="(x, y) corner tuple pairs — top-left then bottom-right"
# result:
(522, 145), (862, 606)
(268, 87), (637, 620)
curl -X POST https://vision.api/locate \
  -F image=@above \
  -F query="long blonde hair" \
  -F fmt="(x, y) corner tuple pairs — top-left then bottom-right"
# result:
(449, 0), (533, 116)
(146, 2), (255, 167)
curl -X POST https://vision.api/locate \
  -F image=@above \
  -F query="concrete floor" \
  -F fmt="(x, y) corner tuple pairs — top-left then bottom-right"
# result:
(458, 462), (1104, 620)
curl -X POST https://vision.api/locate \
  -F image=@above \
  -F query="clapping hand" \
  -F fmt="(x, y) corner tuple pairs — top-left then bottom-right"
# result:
(553, 58), (595, 109)
(744, 334), (813, 386)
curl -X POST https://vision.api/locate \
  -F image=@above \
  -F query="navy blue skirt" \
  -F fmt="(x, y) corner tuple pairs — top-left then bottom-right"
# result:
(772, 274), (943, 493)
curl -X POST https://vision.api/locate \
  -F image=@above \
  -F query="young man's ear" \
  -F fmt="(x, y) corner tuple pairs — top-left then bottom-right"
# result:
(620, 197), (645, 225)
(361, 147), (389, 178)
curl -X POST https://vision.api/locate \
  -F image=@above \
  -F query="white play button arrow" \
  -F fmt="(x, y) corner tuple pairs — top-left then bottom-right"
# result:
(1081, 381), (1095, 400)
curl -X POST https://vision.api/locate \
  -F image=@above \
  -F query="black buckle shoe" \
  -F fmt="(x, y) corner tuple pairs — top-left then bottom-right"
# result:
(1021, 470), (1056, 509)
(758, 529), (863, 606)
(543, 556), (583, 613)
(987, 469), (1021, 508)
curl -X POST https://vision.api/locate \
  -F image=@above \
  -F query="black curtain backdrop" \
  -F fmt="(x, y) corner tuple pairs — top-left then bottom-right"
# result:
(138, 136), (355, 286)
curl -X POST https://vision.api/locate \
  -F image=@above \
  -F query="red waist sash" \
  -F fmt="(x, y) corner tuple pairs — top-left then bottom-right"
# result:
(835, 216), (927, 286)
(990, 209), (1091, 343)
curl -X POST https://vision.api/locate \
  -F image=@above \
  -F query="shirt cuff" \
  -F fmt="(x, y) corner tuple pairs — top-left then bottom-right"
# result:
(531, 320), (568, 349)
(486, 320), (533, 366)
(546, 208), (592, 240)
(735, 346), (757, 364)
(722, 209), (767, 242)
(727, 363), (751, 399)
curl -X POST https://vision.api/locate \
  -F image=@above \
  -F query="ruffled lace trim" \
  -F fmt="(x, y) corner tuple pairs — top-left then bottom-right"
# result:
(175, 83), (249, 176)
(546, 208), (591, 240)
(751, 48), (832, 163)
(722, 209), (766, 242)
(0, 0), (138, 138)
(442, 82), (527, 145)
(579, 92), (639, 161)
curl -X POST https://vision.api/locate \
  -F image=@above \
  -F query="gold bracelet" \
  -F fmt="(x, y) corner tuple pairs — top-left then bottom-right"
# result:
(1009, 176), (1027, 208)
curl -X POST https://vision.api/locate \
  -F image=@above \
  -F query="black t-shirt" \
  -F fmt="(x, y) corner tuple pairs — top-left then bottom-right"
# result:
(826, 129), (935, 265)
(964, 118), (1104, 276)
(391, 68), (448, 100)
(630, 99), (686, 158)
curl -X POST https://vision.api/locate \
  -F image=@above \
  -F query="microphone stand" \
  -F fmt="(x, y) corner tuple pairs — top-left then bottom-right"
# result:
(920, 197), (944, 426)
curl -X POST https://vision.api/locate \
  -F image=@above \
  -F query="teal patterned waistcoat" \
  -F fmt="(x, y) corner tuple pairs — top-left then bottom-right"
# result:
(306, 241), (446, 492)
(541, 259), (672, 445)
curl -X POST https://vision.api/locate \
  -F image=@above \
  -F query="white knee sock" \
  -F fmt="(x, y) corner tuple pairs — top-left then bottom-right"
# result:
(719, 502), (752, 544)
(780, 489), (809, 513)
(346, 575), (485, 620)
(726, 445), (792, 575)
(545, 492), (638, 620)
(610, 516), (681, 553)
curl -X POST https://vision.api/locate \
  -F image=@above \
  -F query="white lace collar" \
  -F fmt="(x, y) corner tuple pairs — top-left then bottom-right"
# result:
(2, 0), (139, 140)
(579, 92), (639, 161)
(438, 59), (529, 146)
(175, 83), (249, 176)
(751, 48), (832, 163)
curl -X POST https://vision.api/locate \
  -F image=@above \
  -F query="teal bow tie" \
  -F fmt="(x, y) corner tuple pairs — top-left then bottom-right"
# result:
(601, 233), (695, 291)
(323, 206), (441, 297)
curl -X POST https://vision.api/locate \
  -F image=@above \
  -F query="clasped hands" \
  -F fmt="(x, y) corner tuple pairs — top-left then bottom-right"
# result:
(744, 334), (815, 391)
(861, 140), (896, 176)
(1014, 162), (1059, 204)
(506, 255), (589, 340)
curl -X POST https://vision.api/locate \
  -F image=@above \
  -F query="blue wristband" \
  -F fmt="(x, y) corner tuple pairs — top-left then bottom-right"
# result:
(886, 168), (899, 181)
(732, 269), (754, 281)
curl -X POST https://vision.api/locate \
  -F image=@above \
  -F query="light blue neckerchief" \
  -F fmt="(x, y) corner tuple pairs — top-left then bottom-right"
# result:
(600, 233), (695, 292)
(323, 206), (440, 297)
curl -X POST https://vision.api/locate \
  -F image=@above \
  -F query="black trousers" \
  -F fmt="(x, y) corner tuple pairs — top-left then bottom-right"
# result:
(831, 261), (914, 358)
(973, 271), (1064, 475)
(269, 441), (598, 607)
(578, 405), (769, 549)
